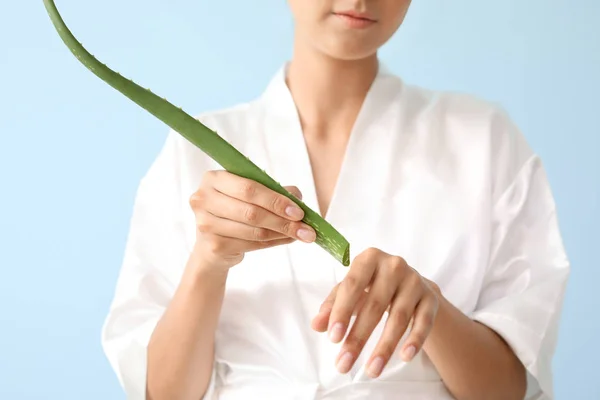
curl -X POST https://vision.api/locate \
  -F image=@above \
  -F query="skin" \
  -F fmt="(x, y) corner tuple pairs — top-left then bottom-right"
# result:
(147, 178), (314, 400)
(146, 1), (527, 399)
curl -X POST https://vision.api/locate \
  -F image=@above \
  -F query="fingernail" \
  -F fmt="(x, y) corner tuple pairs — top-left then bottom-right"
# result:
(285, 205), (304, 219)
(297, 228), (316, 242)
(336, 352), (354, 374)
(328, 322), (345, 343)
(402, 345), (416, 361)
(367, 357), (384, 378)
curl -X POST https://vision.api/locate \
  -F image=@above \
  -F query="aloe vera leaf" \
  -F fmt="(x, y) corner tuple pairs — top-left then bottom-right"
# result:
(42, 0), (350, 266)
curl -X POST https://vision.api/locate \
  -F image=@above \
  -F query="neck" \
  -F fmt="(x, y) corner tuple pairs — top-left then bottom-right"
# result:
(285, 40), (379, 137)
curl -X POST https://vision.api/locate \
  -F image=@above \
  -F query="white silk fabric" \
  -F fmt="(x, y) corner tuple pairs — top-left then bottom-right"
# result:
(101, 63), (570, 400)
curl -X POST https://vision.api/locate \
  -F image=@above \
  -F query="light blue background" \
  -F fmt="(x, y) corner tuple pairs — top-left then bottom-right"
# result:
(1, 1), (598, 399)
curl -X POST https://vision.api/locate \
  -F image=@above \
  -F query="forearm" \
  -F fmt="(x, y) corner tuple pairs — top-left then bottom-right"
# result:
(147, 247), (228, 400)
(422, 292), (527, 400)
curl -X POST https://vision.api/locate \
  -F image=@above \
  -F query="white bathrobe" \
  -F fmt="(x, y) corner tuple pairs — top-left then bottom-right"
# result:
(101, 63), (570, 400)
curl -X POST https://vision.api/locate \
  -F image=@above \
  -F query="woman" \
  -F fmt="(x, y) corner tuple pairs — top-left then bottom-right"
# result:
(101, 1), (570, 399)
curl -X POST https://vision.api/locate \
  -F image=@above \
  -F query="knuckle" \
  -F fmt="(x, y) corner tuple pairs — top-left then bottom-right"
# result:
(280, 220), (294, 235)
(388, 256), (406, 271)
(189, 190), (206, 209)
(410, 327), (429, 346)
(392, 309), (412, 328)
(416, 276), (427, 290)
(345, 334), (367, 351)
(342, 275), (362, 295)
(188, 194), (197, 209)
(270, 195), (286, 214)
(243, 206), (260, 223)
(196, 212), (210, 233)
(388, 258), (411, 281)
(423, 309), (436, 328)
(365, 297), (387, 315)
(427, 280), (441, 295)
(240, 181), (257, 199)
(252, 227), (270, 241)
(336, 304), (355, 321)
(361, 247), (381, 260)
(408, 270), (424, 287)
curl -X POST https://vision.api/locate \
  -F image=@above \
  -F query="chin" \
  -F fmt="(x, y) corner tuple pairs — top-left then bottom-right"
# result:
(326, 47), (378, 61)
(318, 37), (381, 61)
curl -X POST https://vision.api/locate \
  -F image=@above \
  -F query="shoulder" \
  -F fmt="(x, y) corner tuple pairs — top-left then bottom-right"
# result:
(400, 80), (514, 133)
(389, 75), (523, 150)
(397, 79), (536, 200)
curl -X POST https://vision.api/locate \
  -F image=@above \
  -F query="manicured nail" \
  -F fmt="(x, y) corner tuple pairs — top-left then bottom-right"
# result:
(286, 205), (304, 219)
(336, 352), (354, 373)
(328, 322), (345, 343)
(402, 345), (416, 361)
(297, 228), (316, 242)
(367, 357), (384, 378)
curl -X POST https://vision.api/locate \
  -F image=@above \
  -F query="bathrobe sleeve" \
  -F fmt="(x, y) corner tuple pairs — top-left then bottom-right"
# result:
(470, 111), (571, 399)
(100, 131), (217, 399)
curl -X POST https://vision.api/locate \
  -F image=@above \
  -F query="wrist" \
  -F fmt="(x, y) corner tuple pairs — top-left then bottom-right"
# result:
(193, 238), (240, 269)
(422, 286), (449, 355)
(184, 244), (231, 283)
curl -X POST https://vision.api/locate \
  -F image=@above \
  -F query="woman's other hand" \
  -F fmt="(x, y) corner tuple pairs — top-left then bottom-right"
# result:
(311, 248), (441, 379)
(189, 170), (316, 269)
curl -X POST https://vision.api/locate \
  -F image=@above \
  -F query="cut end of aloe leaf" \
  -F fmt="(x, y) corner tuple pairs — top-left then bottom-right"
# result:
(319, 232), (350, 266)
(297, 203), (350, 266)
(330, 240), (351, 267)
(341, 246), (351, 267)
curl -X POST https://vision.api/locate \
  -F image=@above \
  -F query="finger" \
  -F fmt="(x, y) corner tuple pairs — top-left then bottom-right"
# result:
(283, 185), (303, 200)
(200, 233), (295, 258)
(196, 210), (289, 242)
(336, 269), (397, 374)
(364, 282), (422, 378)
(312, 283), (344, 332)
(353, 286), (373, 315)
(208, 171), (306, 221)
(201, 187), (316, 243)
(312, 288), (371, 333)
(399, 294), (438, 363)
(245, 237), (297, 252)
(327, 258), (378, 346)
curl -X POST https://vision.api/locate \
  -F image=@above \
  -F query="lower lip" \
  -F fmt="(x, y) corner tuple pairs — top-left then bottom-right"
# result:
(334, 13), (376, 29)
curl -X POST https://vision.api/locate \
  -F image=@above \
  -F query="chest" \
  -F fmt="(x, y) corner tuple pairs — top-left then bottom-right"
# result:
(303, 132), (350, 218)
